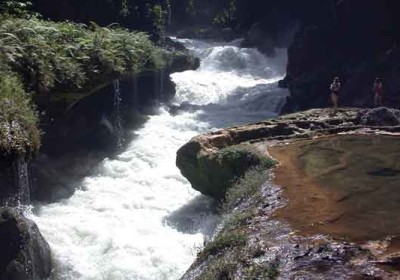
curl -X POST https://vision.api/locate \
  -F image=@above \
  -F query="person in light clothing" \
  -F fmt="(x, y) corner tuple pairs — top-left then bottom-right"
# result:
(330, 76), (341, 114)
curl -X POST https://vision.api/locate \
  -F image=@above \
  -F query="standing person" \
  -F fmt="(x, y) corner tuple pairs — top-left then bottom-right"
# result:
(330, 76), (341, 114)
(373, 78), (383, 107)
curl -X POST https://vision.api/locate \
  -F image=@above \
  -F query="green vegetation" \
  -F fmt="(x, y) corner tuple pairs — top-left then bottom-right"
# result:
(0, 73), (39, 155)
(223, 167), (273, 211)
(197, 257), (237, 280)
(198, 231), (247, 261)
(223, 210), (254, 231)
(0, 8), (167, 154)
(244, 263), (279, 280)
(195, 167), (280, 279)
(213, 0), (237, 27)
(0, 14), (165, 95)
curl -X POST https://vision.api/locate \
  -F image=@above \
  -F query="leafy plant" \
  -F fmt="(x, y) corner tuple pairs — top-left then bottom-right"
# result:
(0, 72), (39, 154)
(0, 14), (165, 95)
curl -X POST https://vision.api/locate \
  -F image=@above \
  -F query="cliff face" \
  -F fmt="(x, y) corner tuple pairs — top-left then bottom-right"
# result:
(283, 0), (400, 111)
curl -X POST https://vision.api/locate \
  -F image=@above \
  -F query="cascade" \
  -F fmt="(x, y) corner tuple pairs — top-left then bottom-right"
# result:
(15, 155), (29, 206)
(113, 79), (124, 148)
(30, 39), (288, 280)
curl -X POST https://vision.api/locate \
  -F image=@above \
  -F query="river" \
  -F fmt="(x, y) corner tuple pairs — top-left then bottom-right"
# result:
(29, 39), (288, 280)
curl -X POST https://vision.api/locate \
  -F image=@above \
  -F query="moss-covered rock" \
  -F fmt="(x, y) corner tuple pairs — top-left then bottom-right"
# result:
(176, 108), (400, 201)
(177, 141), (274, 199)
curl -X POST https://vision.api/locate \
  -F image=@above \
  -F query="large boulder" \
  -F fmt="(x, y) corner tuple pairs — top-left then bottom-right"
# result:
(0, 208), (52, 280)
(177, 140), (271, 199)
(357, 107), (400, 126)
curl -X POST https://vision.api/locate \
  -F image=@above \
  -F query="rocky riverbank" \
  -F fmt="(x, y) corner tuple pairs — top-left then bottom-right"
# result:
(177, 107), (400, 279)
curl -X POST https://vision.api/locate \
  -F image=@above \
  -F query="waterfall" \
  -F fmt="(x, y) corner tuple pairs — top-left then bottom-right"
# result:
(160, 69), (165, 99)
(113, 79), (124, 148)
(15, 155), (29, 206)
(30, 39), (288, 280)
(0, 156), (30, 208)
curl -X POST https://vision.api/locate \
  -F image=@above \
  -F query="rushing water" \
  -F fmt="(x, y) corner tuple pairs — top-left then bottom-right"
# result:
(28, 39), (289, 280)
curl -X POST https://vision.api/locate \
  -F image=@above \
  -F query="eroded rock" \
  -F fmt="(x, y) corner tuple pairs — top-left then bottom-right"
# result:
(0, 208), (52, 280)
(177, 108), (365, 200)
(357, 107), (400, 126)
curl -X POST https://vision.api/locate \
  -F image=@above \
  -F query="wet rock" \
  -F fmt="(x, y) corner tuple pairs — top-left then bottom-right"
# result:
(177, 141), (269, 199)
(169, 52), (200, 73)
(176, 108), (363, 200)
(357, 107), (400, 126)
(284, 1), (400, 110)
(220, 28), (235, 42)
(241, 23), (275, 57)
(0, 156), (29, 206)
(0, 208), (52, 280)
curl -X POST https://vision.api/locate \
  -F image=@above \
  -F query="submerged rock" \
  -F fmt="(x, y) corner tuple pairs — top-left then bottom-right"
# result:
(0, 208), (51, 280)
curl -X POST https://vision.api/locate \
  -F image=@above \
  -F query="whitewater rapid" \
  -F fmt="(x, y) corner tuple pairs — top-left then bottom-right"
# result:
(29, 39), (288, 280)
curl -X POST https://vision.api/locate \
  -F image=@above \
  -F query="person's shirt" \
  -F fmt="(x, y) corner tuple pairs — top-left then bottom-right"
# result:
(330, 82), (341, 92)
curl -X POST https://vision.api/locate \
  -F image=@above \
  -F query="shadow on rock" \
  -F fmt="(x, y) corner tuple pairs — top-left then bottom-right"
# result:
(163, 195), (220, 239)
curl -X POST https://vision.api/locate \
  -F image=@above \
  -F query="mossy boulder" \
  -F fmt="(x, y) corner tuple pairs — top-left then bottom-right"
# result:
(177, 137), (275, 200)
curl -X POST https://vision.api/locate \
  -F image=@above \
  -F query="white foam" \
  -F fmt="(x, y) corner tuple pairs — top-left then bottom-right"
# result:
(29, 39), (288, 280)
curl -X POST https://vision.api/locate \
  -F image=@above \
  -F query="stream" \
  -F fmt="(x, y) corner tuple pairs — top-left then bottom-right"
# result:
(28, 39), (289, 280)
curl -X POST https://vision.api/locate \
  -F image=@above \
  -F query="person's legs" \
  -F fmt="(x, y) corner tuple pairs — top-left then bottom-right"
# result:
(331, 93), (338, 113)
(378, 94), (383, 106)
(374, 93), (379, 106)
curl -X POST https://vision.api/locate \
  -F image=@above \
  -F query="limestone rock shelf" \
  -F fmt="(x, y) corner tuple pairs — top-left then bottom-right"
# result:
(177, 107), (400, 279)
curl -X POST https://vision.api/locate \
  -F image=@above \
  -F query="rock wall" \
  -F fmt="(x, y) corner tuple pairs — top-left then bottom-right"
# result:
(0, 156), (29, 207)
(282, 0), (400, 111)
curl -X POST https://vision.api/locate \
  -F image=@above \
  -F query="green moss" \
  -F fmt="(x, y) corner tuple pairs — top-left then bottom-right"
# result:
(223, 210), (254, 231)
(197, 257), (237, 280)
(198, 231), (247, 261)
(223, 168), (272, 211)
(0, 73), (39, 155)
(244, 262), (279, 280)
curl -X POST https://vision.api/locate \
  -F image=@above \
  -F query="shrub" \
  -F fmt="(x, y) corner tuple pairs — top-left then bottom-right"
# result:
(0, 15), (165, 95)
(0, 73), (39, 154)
